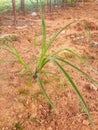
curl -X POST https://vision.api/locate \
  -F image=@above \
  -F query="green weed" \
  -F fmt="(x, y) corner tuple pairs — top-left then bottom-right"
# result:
(0, 0), (98, 129)
(66, 0), (77, 4)
(78, 102), (87, 113)
(31, 117), (39, 123)
(19, 89), (29, 96)
(20, 99), (27, 106)
(83, 20), (91, 41)
(32, 91), (43, 100)
(14, 122), (23, 130)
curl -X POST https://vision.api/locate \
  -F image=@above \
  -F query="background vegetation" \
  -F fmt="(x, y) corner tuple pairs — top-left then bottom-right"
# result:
(0, 0), (78, 12)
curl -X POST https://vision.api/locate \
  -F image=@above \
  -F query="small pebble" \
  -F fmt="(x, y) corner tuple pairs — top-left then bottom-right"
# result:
(83, 120), (90, 125)
(80, 35), (84, 39)
(85, 83), (98, 91)
(18, 114), (22, 118)
(61, 30), (65, 34)
(16, 25), (27, 30)
(90, 84), (98, 91)
(31, 12), (37, 16)
(90, 41), (98, 47)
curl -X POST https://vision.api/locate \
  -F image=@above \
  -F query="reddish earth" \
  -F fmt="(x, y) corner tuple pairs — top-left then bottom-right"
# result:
(0, 2), (98, 130)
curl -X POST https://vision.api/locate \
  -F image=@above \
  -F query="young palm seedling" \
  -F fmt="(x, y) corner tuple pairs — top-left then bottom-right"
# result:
(0, 1), (98, 129)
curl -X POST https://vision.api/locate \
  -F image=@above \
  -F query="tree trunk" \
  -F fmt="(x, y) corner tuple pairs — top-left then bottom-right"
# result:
(0, 11), (2, 25)
(20, 0), (26, 16)
(49, 0), (52, 12)
(12, 0), (17, 25)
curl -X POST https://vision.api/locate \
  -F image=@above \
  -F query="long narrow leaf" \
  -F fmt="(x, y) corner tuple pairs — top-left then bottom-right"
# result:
(0, 45), (27, 69)
(37, 73), (55, 109)
(42, 71), (65, 88)
(51, 48), (98, 75)
(0, 60), (18, 64)
(56, 56), (98, 86)
(20, 56), (38, 73)
(50, 57), (95, 128)
(84, 20), (91, 39)
(46, 21), (75, 51)
(38, 57), (50, 71)
(39, 0), (47, 69)
(65, 49), (98, 75)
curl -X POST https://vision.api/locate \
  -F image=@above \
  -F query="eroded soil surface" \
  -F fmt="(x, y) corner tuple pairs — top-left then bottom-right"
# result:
(0, 2), (98, 130)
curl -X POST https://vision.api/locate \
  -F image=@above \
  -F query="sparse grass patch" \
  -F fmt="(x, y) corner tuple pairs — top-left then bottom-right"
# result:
(31, 91), (43, 101)
(14, 122), (23, 130)
(20, 98), (27, 106)
(19, 88), (30, 96)
(31, 117), (40, 123)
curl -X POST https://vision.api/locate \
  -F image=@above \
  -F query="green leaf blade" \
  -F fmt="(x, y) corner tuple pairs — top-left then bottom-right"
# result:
(50, 57), (95, 129)
(37, 73), (55, 109)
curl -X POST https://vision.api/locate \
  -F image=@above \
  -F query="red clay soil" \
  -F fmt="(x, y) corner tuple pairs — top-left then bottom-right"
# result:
(0, 2), (98, 130)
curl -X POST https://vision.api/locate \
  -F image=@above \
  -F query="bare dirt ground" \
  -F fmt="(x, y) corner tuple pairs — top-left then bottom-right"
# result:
(0, 2), (98, 130)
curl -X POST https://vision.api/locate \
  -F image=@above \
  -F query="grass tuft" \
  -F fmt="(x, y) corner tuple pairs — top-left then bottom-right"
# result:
(0, 1), (98, 129)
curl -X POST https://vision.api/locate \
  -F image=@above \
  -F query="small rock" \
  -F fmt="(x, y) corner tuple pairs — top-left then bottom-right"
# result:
(31, 12), (37, 17)
(0, 34), (12, 39)
(90, 84), (98, 91)
(18, 114), (22, 118)
(90, 41), (98, 47)
(70, 34), (75, 38)
(83, 120), (90, 125)
(80, 35), (85, 39)
(85, 84), (98, 91)
(16, 25), (28, 30)
(61, 30), (65, 34)
(7, 26), (11, 28)
(76, 36), (80, 40)
(94, 42), (98, 47)
(2, 127), (9, 130)
(0, 34), (19, 39)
